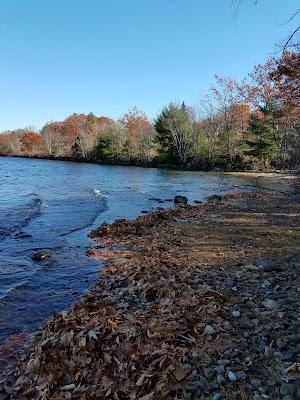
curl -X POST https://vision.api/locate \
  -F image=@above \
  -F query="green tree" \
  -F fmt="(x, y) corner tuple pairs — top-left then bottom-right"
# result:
(241, 103), (278, 168)
(94, 125), (124, 160)
(155, 103), (194, 165)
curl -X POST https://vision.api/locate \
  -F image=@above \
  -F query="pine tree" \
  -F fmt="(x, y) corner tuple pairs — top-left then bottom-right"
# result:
(241, 102), (278, 168)
(155, 103), (193, 165)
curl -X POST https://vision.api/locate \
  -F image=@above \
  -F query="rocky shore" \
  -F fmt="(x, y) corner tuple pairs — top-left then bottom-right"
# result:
(1, 188), (300, 399)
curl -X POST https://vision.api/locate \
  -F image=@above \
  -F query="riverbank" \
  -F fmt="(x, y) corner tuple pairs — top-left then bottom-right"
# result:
(2, 154), (299, 175)
(1, 188), (300, 399)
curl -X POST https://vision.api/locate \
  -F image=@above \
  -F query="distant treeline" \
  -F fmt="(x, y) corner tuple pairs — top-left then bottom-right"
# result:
(1, 52), (299, 170)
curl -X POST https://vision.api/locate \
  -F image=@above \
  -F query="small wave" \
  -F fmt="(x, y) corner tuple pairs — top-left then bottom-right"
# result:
(92, 189), (108, 197)
(0, 195), (43, 239)
(0, 279), (30, 301)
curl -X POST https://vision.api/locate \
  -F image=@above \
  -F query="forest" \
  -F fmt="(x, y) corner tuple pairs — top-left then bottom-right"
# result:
(0, 51), (299, 171)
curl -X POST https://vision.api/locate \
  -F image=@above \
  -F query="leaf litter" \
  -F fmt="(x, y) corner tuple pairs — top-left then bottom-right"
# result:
(0, 190), (299, 399)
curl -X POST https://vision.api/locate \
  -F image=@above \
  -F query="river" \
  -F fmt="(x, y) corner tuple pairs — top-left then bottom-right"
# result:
(0, 156), (292, 342)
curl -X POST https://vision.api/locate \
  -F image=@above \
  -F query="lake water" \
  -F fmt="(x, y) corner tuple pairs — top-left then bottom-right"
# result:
(0, 157), (292, 342)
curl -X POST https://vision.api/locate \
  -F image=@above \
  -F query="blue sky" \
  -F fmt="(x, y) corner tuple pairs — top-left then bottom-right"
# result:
(0, 0), (299, 131)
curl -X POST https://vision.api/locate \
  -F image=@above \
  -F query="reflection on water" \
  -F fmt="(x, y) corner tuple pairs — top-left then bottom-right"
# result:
(0, 157), (294, 341)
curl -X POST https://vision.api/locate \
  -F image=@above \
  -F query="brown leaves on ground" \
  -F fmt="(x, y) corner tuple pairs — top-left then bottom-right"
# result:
(1, 191), (300, 399)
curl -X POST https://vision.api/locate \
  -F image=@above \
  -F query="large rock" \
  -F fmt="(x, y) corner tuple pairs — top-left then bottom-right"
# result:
(174, 195), (188, 205)
(32, 250), (52, 261)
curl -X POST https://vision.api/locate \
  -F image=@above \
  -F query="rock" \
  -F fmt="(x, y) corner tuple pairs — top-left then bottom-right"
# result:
(194, 376), (208, 389)
(203, 368), (215, 380)
(250, 379), (262, 387)
(262, 299), (278, 309)
(282, 352), (293, 361)
(208, 195), (222, 201)
(218, 359), (231, 366)
(215, 365), (225, 374)
(203, 324), (216, 335)
(245, 356), (252, 366)
(266, 378), (276, 387)
(141, 210), (149, 214)
(174, 195), (188, 205)
(15, 232), (32, 239)
(194, 200), (202, 204)
(236, 371), (247, 381)
(230, 349), (241, 358)
(264, 346), (274, 359)
(281, 396), (295, 400)
(285, 334), (300, 344)
(31, 250), (51, 261)
(217, 374), (225, 385)
(232, 310), (241, 318)
(227, 371), (237, 381)
(256, 258), (282, 272)
(280, 383), (297, 396)
(212, 394), (222, 400)
(109, 257), (130, 267)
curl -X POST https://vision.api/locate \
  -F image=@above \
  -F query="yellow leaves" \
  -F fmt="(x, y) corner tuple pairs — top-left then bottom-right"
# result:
(107, 318), (118, 332)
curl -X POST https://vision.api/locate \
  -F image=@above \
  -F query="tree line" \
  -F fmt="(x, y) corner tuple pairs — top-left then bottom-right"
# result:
(0, 52), (299, 171)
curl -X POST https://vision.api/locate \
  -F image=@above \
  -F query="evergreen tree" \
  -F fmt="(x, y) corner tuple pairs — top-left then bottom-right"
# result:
(155, 103), (193, 165)
(241, 102), (278, 168)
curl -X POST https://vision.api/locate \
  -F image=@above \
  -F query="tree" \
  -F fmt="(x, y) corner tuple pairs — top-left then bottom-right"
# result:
(241, 103), (278, 168)
(155, 103), (194, 165)
(94, 124), (125, 161)
(41, 122), (64, 156)
(120, 107), (155, 162)
(20, 131), (44, 156)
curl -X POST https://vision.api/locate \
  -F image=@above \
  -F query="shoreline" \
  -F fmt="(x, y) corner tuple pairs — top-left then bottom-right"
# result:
(1, 188), (299, 399)
(1, 154), (299, 176)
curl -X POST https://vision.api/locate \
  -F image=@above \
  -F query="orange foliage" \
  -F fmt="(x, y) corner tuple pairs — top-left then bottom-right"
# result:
(121, 107), (152, 141)
(20, 131), (43, 153)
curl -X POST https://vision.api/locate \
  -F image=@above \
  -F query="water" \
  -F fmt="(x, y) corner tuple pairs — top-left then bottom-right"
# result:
(0, 157), (291, 342)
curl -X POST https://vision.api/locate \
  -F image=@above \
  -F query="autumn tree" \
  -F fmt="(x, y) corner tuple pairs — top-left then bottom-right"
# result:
(20, 131), (44, 156)
(119, 108), (155, 162)
(0, 133), (12, 155)
(41, 122), (65, 156)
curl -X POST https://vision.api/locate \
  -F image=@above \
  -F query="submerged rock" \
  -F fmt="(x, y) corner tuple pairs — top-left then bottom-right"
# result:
(31, 250), (52, 261)
(174, 195), (188, 204)
(15, 232), (32, 239)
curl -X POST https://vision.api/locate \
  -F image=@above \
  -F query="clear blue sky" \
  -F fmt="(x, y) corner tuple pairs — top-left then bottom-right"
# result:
(0, 0), (298, 131)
